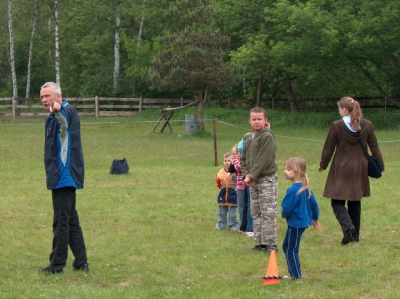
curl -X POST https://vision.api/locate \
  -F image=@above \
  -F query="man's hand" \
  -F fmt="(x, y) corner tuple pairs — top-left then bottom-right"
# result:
(49, 101), (61, 113)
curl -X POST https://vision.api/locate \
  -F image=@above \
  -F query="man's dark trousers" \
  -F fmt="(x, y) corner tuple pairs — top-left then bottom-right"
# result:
(50, 187), (87, 270)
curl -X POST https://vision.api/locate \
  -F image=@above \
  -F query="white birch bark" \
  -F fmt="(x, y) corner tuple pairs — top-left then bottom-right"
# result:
(137, 0), (146, 46)
(26, 0), (39, 100)
(113, 1), (121, 89)
(8, 0), (18, 98)
(54, 0), (60, 85)
(133, 0), (146, 95)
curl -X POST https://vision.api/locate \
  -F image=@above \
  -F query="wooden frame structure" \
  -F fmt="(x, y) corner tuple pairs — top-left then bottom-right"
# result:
(150, 101), (199, 133)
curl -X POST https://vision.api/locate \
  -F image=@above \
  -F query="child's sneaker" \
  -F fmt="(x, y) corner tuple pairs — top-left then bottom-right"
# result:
(291, 278), (302, 283)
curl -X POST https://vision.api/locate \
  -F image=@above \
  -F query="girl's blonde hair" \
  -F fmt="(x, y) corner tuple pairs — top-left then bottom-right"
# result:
(285, 157), (311, 198)
(338, 96), (363, 132)
(232, 144), (238, 154)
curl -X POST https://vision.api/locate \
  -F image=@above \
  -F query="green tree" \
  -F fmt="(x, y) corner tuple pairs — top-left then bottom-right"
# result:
(149, 0), (235, 130)
(261, 0), (400, 109)
(123, 0), (173, 96)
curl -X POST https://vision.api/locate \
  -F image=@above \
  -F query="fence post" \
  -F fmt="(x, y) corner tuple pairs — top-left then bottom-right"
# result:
(139, 96), (143, 112)
(180, 97), (183, 107)
(95, 96), (99, 118)
(213, 118), (218, 167)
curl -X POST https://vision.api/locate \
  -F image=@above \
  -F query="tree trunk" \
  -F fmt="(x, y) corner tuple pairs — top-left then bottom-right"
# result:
(361, 68), (400, 108)
(8, 0), (18, 98)
(132, 0), (146, 95)
(54, 0), (60, 85)
(196, 88), (208, 131)
(278, 70), (297, 112)
(113, 1), (121, 90)
(26, 0), (39, 104)
(137, 0), (146, 46)
(256, 75), (263, 107)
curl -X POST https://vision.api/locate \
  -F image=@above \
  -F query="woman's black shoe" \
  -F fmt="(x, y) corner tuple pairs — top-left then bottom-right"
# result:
(39, 266), (64, 274)
(341, 227), (355, 245)
(73, 262), (89, 272)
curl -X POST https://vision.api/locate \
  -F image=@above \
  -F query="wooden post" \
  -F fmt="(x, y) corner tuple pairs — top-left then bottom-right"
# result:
(213, 118), (218, 166)
(139, 96), (143, 112)
(12, 97), (16, 122)
(95, 96), (99, 118)
(180, 97), (183, 107)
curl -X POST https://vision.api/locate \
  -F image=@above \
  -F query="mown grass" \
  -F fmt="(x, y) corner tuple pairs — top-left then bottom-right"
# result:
(0, 108), (399, 299)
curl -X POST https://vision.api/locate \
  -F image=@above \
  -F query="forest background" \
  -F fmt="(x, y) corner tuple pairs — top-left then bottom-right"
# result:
(1, 0), (400, 115)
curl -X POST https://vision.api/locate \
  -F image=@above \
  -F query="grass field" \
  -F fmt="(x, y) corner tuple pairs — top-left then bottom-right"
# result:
(1, 108), (399, 299)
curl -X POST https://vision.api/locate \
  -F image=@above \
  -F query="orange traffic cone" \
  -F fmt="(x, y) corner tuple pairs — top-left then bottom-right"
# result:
(262, 250), (281, 286)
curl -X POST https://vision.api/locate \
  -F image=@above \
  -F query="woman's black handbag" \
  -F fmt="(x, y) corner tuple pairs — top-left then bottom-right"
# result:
(110, 158), (129, 174)
(358, 140), (382, 179)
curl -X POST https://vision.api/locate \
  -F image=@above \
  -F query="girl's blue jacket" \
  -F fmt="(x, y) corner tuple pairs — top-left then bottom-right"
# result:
(281, 182), (319, 228)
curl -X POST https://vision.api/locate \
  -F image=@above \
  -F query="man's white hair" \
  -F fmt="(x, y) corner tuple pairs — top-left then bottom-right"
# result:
(41, 82), (62, 95)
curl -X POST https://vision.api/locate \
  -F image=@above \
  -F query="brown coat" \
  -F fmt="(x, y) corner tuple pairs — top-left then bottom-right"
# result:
(319, 119), (384, 201)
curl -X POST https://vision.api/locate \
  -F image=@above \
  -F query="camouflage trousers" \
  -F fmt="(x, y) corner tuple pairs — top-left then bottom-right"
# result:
(249, 173), (278, 249)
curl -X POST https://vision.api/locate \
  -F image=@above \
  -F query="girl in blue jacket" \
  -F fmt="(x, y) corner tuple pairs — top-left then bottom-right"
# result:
(281, 157), (320, 281)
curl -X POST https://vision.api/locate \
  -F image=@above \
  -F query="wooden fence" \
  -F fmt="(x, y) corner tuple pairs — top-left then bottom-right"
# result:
(0, 97), (194, 120)
(0, 96), (397, 120)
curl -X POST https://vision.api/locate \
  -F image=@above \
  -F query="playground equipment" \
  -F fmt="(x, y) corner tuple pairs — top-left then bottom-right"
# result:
(150, 101), (199, 134)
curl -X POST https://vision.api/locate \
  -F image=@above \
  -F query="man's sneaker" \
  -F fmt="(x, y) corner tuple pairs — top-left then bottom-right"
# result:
(245, 232), (254, 237)
(250, 245), (267, 251)
(266, 246), (278, 253)
(341, 227), (355, 245)
(39, 266), (64, 275)
(283, 274), (292, 279)
(73, 263), (89, 273)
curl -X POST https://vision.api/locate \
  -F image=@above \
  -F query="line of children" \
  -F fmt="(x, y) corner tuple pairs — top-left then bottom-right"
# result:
(213, 107), (321, 282)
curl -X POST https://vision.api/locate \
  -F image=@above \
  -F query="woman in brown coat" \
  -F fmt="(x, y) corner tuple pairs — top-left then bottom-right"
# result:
(318, 97), (384, 245)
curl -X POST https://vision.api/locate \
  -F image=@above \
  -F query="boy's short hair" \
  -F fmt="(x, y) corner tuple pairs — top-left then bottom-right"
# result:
(223, 152), (233, 159)
(250, 107), (266, 117)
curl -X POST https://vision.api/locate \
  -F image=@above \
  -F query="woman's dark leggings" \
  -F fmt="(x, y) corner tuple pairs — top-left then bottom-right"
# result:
(331, 199), (361, 239)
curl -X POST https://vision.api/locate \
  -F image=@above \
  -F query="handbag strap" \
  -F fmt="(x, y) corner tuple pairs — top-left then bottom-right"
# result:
(358, 139), (370, 158)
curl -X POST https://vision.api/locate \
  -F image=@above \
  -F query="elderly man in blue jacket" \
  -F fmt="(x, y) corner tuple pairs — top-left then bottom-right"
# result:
(39, 82), (88, 274)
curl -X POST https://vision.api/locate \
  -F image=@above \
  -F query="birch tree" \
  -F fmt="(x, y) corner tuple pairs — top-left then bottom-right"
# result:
(54, 0), (60, 85)
(137, 0), (146, 46)
(25, 0), (39, 99)
(8, 0), (18, 97)
(113, 0), (121, 89)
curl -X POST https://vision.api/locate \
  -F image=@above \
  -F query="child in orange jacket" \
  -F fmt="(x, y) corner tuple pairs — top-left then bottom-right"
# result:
(215, 152), (239, 231)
